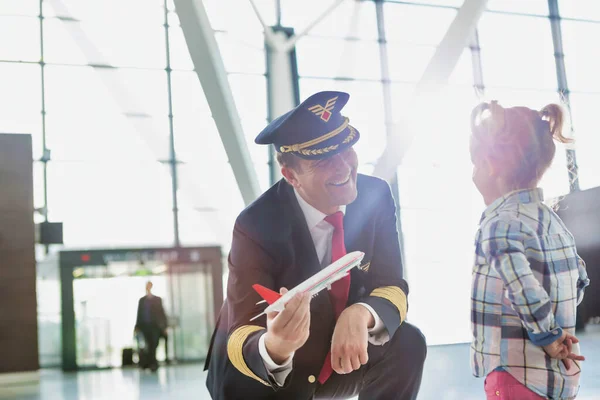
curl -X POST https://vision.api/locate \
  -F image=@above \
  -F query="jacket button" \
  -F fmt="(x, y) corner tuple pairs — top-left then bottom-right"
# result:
(308, 375), (316, 383)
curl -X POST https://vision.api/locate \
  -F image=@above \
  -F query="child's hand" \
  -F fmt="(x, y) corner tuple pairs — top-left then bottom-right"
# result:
(542, 332), (585, 370)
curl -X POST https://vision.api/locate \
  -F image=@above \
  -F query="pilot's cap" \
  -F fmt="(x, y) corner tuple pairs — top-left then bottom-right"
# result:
(254, 91), (360, 160)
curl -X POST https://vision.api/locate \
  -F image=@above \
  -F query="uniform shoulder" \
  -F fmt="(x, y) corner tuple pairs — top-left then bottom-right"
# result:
(357, 173), (391, 194)
(235, 180), (289, 238)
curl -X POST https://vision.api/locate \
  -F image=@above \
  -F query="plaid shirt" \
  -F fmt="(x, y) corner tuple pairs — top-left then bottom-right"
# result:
(471, 188), (590, 400)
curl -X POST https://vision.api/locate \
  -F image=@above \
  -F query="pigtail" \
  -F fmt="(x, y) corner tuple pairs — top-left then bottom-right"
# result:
(470, 101), (506, 137)
(540, 104), (572, 144)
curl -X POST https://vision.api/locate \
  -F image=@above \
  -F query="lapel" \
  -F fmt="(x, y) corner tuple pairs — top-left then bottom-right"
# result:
(277, 180), (334, 319)
(343, 189), (361, 251)
(339, 179), (370, 293)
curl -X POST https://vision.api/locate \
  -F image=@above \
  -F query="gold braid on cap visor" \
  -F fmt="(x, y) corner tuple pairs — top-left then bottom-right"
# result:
(279, 117), (356, 156)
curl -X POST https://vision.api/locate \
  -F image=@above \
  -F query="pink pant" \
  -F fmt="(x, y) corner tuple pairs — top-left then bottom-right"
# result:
(484, 371), (546, 399)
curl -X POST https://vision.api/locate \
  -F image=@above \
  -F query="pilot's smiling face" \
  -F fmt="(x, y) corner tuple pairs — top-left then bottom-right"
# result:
(285, 147), (359, 215)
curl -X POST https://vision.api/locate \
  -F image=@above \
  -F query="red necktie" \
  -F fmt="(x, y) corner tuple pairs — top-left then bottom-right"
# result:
(317, 211), (351, 384)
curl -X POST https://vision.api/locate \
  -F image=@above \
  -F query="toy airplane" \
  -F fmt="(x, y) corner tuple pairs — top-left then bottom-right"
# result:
(249, 251), (365, 321)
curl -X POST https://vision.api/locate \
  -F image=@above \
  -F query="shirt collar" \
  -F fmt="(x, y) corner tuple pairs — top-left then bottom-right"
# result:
(294, 189), (346, 230)
(481, 188), (544, 222)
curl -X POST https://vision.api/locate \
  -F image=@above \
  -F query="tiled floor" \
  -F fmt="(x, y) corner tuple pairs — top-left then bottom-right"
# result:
(4, 326), (600, 400)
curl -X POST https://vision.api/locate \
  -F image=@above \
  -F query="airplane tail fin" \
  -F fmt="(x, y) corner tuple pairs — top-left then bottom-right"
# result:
(252, 284), (281, 305)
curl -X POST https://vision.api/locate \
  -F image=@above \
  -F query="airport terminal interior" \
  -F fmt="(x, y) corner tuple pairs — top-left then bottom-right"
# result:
(1, 0), (600, 399)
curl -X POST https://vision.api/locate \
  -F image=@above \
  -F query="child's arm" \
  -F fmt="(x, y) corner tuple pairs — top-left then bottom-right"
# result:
(481, 218), (561, 347)
(576, 256), (590, 306)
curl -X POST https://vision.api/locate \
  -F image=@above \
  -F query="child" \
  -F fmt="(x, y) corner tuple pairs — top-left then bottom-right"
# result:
(469, 101), (590, 399)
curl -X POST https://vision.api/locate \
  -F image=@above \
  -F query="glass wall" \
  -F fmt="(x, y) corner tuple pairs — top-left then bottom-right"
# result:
(2, 0), (599, 353)
(559, 1), (600, 190)
(1, 0), (269, 252)
(285, 0), (597, 344)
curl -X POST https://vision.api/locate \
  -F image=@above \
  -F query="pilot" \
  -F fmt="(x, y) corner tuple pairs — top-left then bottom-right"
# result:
(204, 91), (427, 399)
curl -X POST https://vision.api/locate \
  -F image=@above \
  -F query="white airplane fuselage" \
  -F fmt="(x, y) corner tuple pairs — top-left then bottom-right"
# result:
(250, 251), (365, 321)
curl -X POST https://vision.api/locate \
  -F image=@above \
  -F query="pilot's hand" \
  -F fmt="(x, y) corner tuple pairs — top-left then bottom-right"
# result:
(264, 288), (311, 365)
(330, 304), (371, 374)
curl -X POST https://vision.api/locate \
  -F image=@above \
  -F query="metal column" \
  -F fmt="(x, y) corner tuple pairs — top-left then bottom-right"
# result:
(375, 0), (406, 268)
(265, 26), (300, 185)
(548, 0), (580, 192)
(174, 0), (261, 205)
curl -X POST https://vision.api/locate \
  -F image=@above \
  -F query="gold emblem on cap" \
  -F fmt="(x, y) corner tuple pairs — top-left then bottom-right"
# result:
(308, 96), (338, 122)
(308, 375), (316, 383)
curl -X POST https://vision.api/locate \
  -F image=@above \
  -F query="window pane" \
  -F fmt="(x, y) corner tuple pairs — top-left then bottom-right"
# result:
(167, 11), (266, 74)
(177, 162), (244, 249)
(204, 0), (272, 36)
(486, 0), (548, 15)
(569, 93), (600, 189)
(482, 87), (560, 109)
(0, 17), (39, 61)
(538, 148), (570, 199)
(171, 71), (211, 116)
(0, 63), (43, 159)
(42, 18), (88, 65)
(37, 254), (62, 367)
(112, 69), (169, 116)
(0, 0), (39, 16)
(170, 71), (230, 164)
(215, 32), (266, 74)
(561, 21), (600, 92)
(352, 122), (386, 166)
(227, 74), (270, 166)
(384, 3), (457, 46)
(33, 162), (45, 211)
(229, 74), (268, 120)
(387, 45), (472, 84)
(44, 0), (165, 68)
(177, 206), (227, 247)
(256, 162), (271, 193)
(399, 206), (479, 345)
(449, 50), (475, 86)
(299, 78), (386, 123)
(399, 86), (479, 174)
(173, 113), (227, 164)
(389, 82), (416, 121)
(296, 37), (381, 80)
(559, 0), (600, 21)
(395, 84), (489, 344)
(47, 162), (174, 247)
(282, 0), (378, 40)
(390, 84), (478, 156)
(241, 118), (270, 166)
(478, 13), (556, 89)
(166, 24), (194, 71)
(387, 45), (435, 83)
(44, 65), (169, 161)
(44, 0), (163, 22)
(394, 0), (463, 5)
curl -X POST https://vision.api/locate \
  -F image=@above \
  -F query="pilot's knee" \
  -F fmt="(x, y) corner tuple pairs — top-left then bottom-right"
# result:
(394, 323), (427, 364)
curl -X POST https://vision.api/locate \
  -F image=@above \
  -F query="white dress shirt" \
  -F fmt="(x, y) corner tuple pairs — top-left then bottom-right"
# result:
(257, 189), (390, 385)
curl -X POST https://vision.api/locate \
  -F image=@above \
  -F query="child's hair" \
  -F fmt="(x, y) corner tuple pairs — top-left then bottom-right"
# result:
(469, 100), (573, 190)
